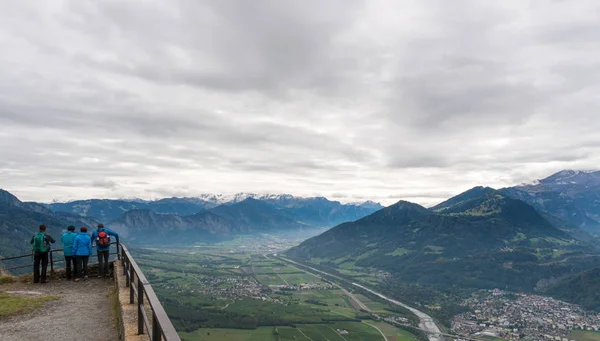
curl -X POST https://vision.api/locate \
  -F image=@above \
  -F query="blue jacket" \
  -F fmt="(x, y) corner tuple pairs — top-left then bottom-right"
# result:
(72, 232), (92, 256)
(61, 231), (77, 256)
(91, 228), (119, 251)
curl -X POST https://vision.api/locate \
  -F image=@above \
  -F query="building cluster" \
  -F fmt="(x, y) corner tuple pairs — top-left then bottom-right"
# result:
(193, 276), (269, 299)
(452, 289), (600, 341)
(268, 282), (335, 291)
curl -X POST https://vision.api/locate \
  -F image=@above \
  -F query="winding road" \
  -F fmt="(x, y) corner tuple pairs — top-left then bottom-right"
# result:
(275, 256), (443, 341)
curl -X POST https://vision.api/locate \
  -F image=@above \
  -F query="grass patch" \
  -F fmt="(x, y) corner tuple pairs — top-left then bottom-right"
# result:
(0, 292), (58, 318)
(180, 326), (277, 341)
(386, 248), (411, 257)
(568, 330), (600, 341)
(512, 232), (526, 242)
(363, 320), (417, 341)
(0, 275), (17, 284)
(179, 322), (388, 341)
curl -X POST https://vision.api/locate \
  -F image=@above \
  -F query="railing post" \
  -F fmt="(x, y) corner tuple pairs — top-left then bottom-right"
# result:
(49, 251), (54, 275)
(125, 256), (130, 288)
(129, 271), (135, 305)
(138, 279), (144, 335)
(116, 242), (121, 260)
(152, 311), (161, 341)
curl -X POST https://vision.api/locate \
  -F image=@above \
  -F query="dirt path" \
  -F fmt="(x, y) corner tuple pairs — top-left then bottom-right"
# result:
(0, 278), (118, 341)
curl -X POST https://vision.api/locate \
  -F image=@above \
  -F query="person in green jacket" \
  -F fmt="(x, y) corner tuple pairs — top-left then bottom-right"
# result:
(61, 225), (77, 280)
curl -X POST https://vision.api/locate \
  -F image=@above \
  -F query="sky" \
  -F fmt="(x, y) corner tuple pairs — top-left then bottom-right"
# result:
(1, 0), (599, 206)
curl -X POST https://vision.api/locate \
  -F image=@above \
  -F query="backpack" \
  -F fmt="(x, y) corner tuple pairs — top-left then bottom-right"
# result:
(97, 229), (110, 247)
(33, 232), (48, 253)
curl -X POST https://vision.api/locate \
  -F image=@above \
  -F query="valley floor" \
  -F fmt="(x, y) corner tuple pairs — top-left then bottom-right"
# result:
(132, 238), (422, 341)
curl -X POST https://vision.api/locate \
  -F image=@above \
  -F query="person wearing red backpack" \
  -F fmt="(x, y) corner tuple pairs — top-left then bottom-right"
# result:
(91, 223), (119, 278)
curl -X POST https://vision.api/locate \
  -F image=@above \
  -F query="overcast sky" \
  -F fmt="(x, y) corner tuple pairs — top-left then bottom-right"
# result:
(1, 0), (599, 206)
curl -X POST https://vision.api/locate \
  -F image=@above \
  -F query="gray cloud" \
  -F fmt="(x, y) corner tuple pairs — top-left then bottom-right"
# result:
(0, 0), (599, 206)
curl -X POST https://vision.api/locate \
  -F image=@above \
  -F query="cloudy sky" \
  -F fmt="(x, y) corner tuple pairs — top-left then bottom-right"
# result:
(1, 0), (599, 206)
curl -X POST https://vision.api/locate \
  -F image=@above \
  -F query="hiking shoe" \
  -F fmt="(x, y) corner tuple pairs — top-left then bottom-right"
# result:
(84, 276), (88, 281)
(74, 278), (80, 282)
(98, 275), (102, 278)
(105, 274), (111, 278)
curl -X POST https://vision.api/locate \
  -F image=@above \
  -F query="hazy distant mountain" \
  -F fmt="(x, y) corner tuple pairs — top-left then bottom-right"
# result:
(501, 170), (600, 236)
(109, 209), (237, 243)
(209, 198), (306, 231)
(255, 196), (384, 227)
(196, 193), (384, 227)
(287, 188), (599, 291)
(47, 194), (382, 228)
(108, 198), (325, 243)
(0, 189), (98, 258)
(48, 197), (215, 222)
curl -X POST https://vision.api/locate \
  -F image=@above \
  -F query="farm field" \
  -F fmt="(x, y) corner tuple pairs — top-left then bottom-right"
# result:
(179, 322), (399, 341)
(132, 241), (419, 341)
(568, 330), (600, 341)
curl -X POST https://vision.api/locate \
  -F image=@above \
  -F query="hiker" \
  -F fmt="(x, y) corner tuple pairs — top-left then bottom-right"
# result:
(61, 225), (77, 280)
(30, 224), (56, 284)
(73, 226), (92, 282)
(91, 223), (119, 278)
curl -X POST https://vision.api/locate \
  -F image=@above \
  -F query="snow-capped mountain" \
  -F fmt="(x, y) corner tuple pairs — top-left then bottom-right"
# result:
(539, 170), (600, 187)
(501, 170), (600, 236)
(45, 193), (383, 228)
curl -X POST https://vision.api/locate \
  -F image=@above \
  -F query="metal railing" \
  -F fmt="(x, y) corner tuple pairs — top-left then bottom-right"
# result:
(1, 243), (181, 341)
(0, 242), (120, 275)
(121, 244), (181, 341)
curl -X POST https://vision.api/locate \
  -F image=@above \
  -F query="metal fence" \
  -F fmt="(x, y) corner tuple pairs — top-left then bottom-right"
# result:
(0, 243), (181, 341)
(121, 244), (181, 341)
(0, 242), (121, 275)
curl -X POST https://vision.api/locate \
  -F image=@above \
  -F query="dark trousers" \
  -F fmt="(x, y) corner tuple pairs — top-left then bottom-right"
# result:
(65, 256), (76, 280)
(74, 255), (89, 278)
(98, 250), (110, 276)
(33, 252), (49, 283)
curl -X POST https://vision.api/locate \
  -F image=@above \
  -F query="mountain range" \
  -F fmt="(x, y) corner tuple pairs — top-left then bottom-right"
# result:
(0, 190), (383, 254)
(286, 180), (600, 293)
(0, 190), (99, 258)
(48, 193), (382, 227)
(501, 170), (600, 236)
(3, 169), (600, 306)
(110, 199), (318, 243)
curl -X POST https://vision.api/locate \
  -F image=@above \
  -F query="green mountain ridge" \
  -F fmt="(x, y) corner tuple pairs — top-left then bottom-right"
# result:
(286, 188), (599, 292)
(543, 266), (600, 311)
(0, 189), (99, 259)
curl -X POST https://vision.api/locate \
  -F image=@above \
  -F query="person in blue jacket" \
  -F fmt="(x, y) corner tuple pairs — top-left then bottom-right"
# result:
(61, 225), (77, 280)
(72, 226), (92, 282)
(91, 223), (119, 278)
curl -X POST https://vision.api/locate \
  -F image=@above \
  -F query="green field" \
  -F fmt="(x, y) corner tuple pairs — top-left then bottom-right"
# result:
(279, 272), (321, 285)
(363, 320), (417, 341)
(180, 322), (391, 341)
(133, 244), (418, 341)
(354, 293), (392, 313)
(569, 330), (600, 341)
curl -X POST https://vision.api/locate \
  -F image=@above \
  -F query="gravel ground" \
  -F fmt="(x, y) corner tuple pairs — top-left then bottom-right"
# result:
(0, 277), (119, 341)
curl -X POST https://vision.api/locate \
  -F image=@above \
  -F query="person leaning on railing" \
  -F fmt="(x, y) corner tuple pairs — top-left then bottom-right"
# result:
(91, 223), (119, 278)
(30, 224), (56, 284)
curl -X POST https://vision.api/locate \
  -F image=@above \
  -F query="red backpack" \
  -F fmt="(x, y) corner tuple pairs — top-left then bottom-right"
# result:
(97, 230), (110, 247)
